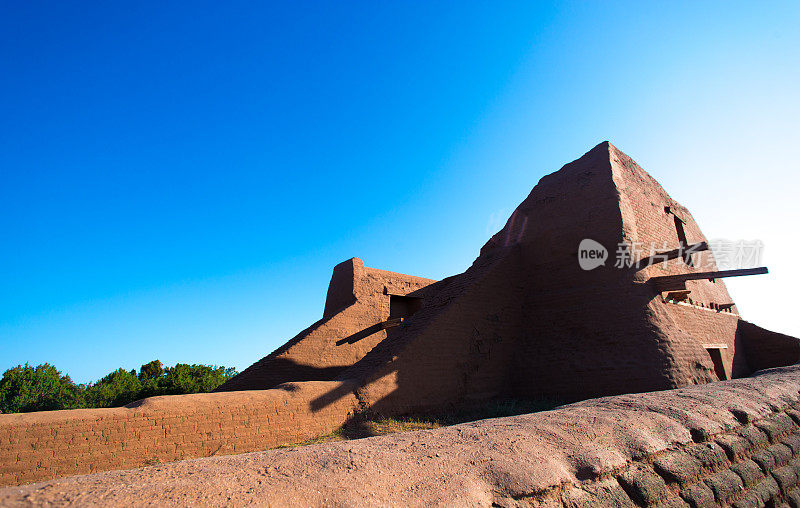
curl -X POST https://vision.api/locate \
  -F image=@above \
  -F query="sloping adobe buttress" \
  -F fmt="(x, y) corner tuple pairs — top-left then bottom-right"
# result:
(222, 142), (799, 416)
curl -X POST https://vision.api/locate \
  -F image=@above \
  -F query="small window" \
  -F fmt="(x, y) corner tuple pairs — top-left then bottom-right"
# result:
(673, 216), (694, 267)
(389, 295), (423, 320)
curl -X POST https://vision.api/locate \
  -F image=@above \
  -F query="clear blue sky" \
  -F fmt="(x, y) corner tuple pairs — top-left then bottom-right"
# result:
(2, 2), (798, 384)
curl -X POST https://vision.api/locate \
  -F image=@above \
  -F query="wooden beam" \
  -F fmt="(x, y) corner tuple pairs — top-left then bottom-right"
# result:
(649, 267), (768, 291)
(380, 318), (404, 329)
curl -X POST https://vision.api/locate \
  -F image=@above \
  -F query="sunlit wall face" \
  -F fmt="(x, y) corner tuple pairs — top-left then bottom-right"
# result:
(0, 1), (798, 382)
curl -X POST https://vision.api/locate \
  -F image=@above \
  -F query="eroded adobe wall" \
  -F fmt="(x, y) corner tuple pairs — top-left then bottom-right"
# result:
(336, 144), (635, 411)
(216, 258), (435, 392)
(738, 319), (800, 373)
(514, 142), (751, 398)
(612, 145), (749, 380)
(333, 142), (796, 411)
(346, 247), (527, 415)
(330, 143), (713, 412)
(0, 380), (359, 487)
(5, 365), (800, 506)
(508, 142), (701, 399)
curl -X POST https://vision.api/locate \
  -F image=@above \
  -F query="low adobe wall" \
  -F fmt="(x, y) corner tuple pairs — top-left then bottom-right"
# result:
(3, 365), (800, 506)
(0, 380), (359, 487)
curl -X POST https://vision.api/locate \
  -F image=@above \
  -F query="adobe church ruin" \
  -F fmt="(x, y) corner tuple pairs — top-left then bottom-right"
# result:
(2, 141), (798, 488)
(217, 141), (798, 410)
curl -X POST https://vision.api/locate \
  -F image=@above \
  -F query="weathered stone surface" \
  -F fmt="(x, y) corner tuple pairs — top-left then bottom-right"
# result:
(749, 475), (781, 504)
(783, 433), (800, 455)
(786, 408), (800, 426)
(787, 489), (800, 508)
(731, 492), (765, 508)
(756, 413), (798, 442)
(717, 433), (754, 461)
(772, 443), (795, 467)
(752, 448), (778, 473)
(679, 481), (716, 508)
(773, 465), (800, 495)
(739, 425), (771, 449)
(654, 450), (703, 485)
(685, 442), (729, 473)
(658, 497), (691, 508)
(733, 459), (766, 488)
(618, 463), (669, 505)
(561, 479), (637, 508)
(704, 469), (744, 502)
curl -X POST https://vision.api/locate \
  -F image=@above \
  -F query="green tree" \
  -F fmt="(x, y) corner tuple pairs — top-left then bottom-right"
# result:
(0, 364), (85, 413)
(138, 359), (163, 380)
(0, 361), (237, 413)
(162, 363), (237, 394)
(85, 368), (143, 408)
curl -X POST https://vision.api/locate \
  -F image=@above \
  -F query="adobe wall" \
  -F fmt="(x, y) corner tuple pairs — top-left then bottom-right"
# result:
(739, 319), (800, 373)
(507, 142), (713, 399)
(0, 380), (359, 487)
(218, 141), (798, 420)
(511, 142), (748, 399)
(5, 142), (794, 491)
(5, 365), (800, 506)
(346, 247), (527, 414)
(287, 142), (799, 421)
(613, 145), (748, 379)
(332, 142), (744, 415)
(216, 257), (436, 391)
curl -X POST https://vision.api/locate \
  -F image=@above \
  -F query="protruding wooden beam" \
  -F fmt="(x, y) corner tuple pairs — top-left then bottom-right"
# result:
(649, 267), (768, 291)
(380, 318), (404, 329)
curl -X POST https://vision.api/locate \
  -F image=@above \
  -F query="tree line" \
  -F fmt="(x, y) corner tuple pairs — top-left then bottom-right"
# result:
(0, 361), (237, 414)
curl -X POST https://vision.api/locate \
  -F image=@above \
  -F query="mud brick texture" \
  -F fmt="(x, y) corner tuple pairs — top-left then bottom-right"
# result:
(3, 365), (800, 506)
(0, 380), (359, 487)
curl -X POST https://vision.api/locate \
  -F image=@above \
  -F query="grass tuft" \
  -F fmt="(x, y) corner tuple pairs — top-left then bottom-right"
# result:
(277, 397), (563, 450)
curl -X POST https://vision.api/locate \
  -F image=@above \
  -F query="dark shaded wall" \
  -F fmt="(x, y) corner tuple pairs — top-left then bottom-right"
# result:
(738, 320), (800, 373)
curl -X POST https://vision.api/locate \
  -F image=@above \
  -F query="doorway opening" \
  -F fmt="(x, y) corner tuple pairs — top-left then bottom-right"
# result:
(703, 345), (729, 380)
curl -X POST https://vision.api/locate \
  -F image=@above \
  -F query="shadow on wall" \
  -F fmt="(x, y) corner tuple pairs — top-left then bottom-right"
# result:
(216, 259), (437, 393)
(219, 356), (354, 392)
(335, 323), (384, 346)
(308, 317), (800, 432)
(739, 320), (800, 373)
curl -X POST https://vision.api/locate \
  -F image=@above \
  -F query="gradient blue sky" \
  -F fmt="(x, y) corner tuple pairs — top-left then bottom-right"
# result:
(2, 2), (798, 384)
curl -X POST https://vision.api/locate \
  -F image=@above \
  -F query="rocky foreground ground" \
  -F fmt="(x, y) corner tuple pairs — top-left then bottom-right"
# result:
(3, 366), (800, 507)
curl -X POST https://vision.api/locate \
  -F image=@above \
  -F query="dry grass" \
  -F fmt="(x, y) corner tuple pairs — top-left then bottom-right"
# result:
(278, 397), (562, 449)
